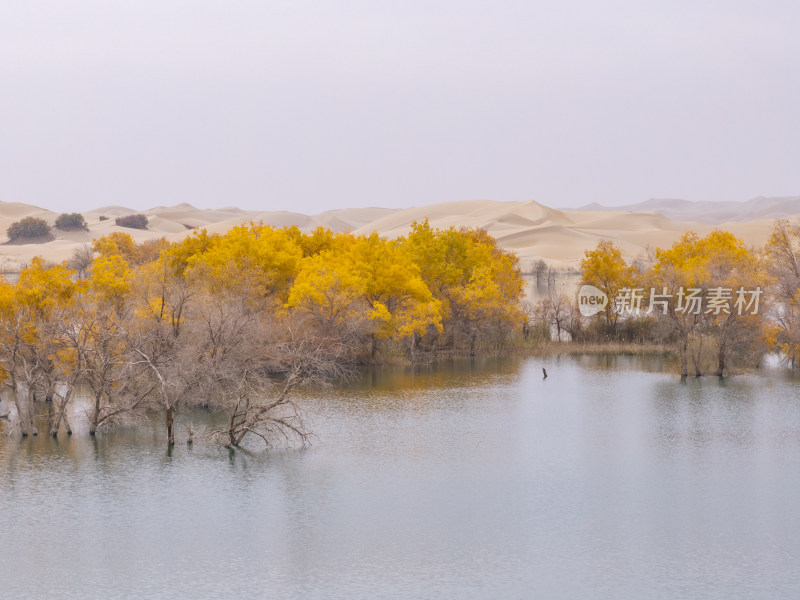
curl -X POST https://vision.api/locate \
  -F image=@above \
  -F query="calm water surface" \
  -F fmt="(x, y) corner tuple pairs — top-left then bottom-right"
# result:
(2, 356), (800, 599)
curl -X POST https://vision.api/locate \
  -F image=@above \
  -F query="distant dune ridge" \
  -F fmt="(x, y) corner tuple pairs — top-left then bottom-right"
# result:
(579, 196), (800, 225)
(0, 197), (796, 272)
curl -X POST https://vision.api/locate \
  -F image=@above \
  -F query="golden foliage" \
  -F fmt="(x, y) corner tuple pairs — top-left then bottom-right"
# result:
(580, 240), (636, 323)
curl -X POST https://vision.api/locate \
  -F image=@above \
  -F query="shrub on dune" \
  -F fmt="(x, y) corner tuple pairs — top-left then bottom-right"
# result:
(7, 217), (52, 241)
(115, 214), (149, 230)
(55, 212), (89, 231)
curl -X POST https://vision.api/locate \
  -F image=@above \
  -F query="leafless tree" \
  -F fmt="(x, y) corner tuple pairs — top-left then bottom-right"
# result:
(210, 317), (352, 448)
(766, 218), (800, 366)
(532, 259), (547, 282)
(546, 265), (557, 287)
(68, 244), (95, 279)
(59, 301), (155, 434)
(126, 260), (197, 445)
(563, 300), (583, 342)
(189, 299), (353, 449)
(540, 294), (574, 341)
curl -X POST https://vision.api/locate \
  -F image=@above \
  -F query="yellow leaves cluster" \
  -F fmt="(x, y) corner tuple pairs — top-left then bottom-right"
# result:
(16, 257), (83, 315)
(582, 232), (766, 315)
(284, 221), (526, 341)
(91, 254), (133, 305)
(287, 232), (443, 339)
(0, 220), (524, 356)
(653, 230), (762, 290)
(93, 232), (137, 262)
(173, 223), (303, 300)
(580, 240), (637, 323)
(286, 251), (366, 328)
(93, 232), (170, 266)
(581, 240), (635, 288)
(401, 219), (525, 329)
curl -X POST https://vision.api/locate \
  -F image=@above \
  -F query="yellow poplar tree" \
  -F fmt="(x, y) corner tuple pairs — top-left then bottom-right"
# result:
(648, 230), (766, 376)
(402, 220), (525, 353)
(185, 223), (303, 302)
(580, 240), (637, 324)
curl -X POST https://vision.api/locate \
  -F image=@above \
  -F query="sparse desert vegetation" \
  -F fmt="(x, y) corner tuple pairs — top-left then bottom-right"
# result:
(6, 216), (52, 242)
(54, 212), (89, 231)
(115, 213), (149, 229)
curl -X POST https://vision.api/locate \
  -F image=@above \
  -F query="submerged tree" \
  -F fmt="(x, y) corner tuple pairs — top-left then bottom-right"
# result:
(645, 231), (767, 377)
(210, 315), (352, 448)
(0, 221), (527, 445)
(0, 258), (82, 435)
(126, 258), (197, 445)
(765, 219), (800, 366)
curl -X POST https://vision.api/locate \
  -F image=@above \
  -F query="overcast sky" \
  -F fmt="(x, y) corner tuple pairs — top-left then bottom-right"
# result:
(1, 0), (798, 214)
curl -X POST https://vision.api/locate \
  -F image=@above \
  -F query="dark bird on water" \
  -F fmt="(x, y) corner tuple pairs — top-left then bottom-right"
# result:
(542, 368), (548, 378)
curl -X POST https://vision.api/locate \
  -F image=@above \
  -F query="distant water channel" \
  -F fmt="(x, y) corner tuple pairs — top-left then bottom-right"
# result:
(2, 356), (800, 599)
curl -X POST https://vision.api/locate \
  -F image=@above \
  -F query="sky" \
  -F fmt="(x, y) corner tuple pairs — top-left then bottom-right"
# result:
(1, 0), (799, 214)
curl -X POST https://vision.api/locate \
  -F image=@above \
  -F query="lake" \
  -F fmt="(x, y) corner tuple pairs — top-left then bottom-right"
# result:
(1, 355), (799, 599)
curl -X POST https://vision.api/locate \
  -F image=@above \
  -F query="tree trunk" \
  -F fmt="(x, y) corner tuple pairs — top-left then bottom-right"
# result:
(62, 411), (73, 435)
(166, 405), (175, 446)
(716, 339), (726, 377)
(227, 411), (239, 447)
(12, 385), (28, 436)
(679, 335), (688, 378)
(90, 388), (113, 435)
(50, 386), (75, 437)
(90, 392), (102, 435)
(26, 388), (37, 436)
(48, 400), (55, 436)
(694, 335), (703, 377)
(50, 399), (73, 436)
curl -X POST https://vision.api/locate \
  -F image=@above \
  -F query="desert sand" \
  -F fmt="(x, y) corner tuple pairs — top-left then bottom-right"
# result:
(0, 199), (789, 274)
(580, 196), (800, 225)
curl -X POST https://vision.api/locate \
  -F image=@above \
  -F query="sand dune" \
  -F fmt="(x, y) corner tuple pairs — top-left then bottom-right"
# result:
(0, 205), (55, 234)
(87, 206), (138, 218)
(0, 198), (792, 273)
(349, 200), (774, 266)
(581, 196), (800, 224)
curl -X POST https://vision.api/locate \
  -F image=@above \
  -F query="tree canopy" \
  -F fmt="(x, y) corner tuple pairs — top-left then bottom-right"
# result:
(0, 222), (526, 445)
